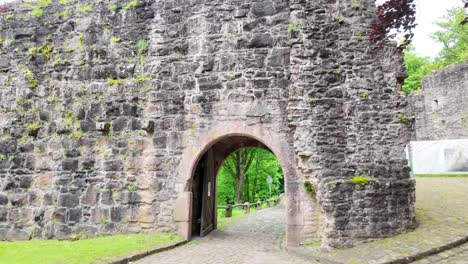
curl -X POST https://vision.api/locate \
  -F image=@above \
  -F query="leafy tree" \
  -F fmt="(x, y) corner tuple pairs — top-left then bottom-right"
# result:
(402, 45), (433, 93)
(370, 0), (417, 48)
(403, 7), (467, 94)
(217, 148), (284, 205)
(431, 7), (468, 66)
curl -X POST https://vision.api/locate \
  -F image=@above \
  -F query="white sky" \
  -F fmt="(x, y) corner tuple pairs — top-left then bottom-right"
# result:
(1, 0), (464, 58)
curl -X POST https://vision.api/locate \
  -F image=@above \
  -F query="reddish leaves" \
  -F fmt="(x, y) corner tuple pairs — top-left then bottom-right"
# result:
(0, 7), (13, 14)
(369, 0), (416, 48)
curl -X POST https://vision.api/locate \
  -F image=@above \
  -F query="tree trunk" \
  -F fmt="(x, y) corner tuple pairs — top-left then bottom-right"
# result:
(236, 149), (244, 204)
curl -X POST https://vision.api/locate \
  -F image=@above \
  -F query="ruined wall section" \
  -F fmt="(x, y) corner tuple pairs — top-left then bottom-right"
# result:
(289, 0), (416, 247)
(0, 0), (417, 248)
(0, 0), (174, 240)
(412, 63), (468, 140)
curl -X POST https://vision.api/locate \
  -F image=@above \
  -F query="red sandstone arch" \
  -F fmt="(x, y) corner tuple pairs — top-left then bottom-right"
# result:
(174, 122), (305, 246)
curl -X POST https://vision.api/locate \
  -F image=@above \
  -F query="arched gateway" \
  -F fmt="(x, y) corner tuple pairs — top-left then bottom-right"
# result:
(173, 125), (310, 246)
(0, 0), (416, 248)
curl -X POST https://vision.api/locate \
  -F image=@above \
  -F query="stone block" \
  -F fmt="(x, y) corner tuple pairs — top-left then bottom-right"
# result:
(174, 192), (191, 222)
(58, 193), (79, 208)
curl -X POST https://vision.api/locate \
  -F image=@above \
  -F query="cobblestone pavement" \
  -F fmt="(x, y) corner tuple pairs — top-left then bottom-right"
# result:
(413, 242), (468, 264)
(135, 178), (468, 264)
(133, 205), (315, 264)
(293, 178), (468, 264)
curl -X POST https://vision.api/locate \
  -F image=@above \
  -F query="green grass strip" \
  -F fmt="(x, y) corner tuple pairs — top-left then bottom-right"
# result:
(0, 233), (183, 264)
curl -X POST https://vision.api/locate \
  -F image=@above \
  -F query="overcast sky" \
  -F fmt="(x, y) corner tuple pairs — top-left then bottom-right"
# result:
(1, 0), (465, 58)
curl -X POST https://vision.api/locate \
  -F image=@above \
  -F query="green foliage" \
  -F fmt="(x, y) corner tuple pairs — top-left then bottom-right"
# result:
(0, 154), (7, 160)
(78, 5), (94, 13)
(350, 176), (370, 186)
(20, 66), (39, 89)
(70, 130), (84, 141)
(110, 37), (121, 43)
(108, 79), (125, 87)
(56, 8), (70, 19)
(24, 0), (51, 19)
(28, 42), (54, 61)
(59, 0), (69, 4)
(399, 114), (414, 127)
(351, 0), (361, 9)
(403, 7), (467, 94)
(175, 52), (184, 61)
(217, 148), (284, 205)
(37, 0), (53, 7)
(79, 34), (85, 49)
(431, 7), (468, 67)
(103, 122), (111, 136)
(109, 4), (118, 12)
(27, 121), (42, 137)
(135, 74), (151, 85)
(123, 0), (138, 10)
(360, 91), (369, 99)
(287, 23), (301, 34)
(31, 8), (43, 18)
(332, 69), (342, 75)
(128, 184), (138, 192)
(402, 46), (434, 93)
(137, 40), (150, 59)
(304, 182), (316, 195)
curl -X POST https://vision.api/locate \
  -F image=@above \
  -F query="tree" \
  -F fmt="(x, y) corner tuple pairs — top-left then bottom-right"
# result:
(217, 148), (284, 205)
(402, 45), (433, 93)
(370, 0), (417, 48)
(403, 7), (468, 94)
(431, 7), (468, 66)
(220, 148), (256, 204)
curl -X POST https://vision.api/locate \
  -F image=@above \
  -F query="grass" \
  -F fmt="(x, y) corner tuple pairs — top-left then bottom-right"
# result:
(0, 233), (183, 264)
(217, 207), (257, 230)
(415, 174), (468, 178)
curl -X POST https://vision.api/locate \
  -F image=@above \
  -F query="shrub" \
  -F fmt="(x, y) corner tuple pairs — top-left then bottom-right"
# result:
(287, 23), (301, 33)
(351, 176), (370, 186)
(123, 0), (138, 10)
(110, 37), (121, 43)
(108, 79), (125, 87)
(27, 121), (42, 137)
(137, 40), (149, 59)
(78, 5), (94, 13)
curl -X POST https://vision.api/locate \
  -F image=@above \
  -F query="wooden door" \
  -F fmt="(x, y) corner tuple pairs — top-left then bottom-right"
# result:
(200, 149), (215, 236)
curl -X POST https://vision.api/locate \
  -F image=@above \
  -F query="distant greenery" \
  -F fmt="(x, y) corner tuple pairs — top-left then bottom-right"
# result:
(217, 148), (284, 205)
(0, 233), (182, 264)
(403, 7), (467, 94)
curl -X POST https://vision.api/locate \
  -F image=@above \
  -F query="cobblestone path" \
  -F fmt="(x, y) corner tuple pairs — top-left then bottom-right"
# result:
(412, 242), (468, 264)
(134, 205), (313, 264)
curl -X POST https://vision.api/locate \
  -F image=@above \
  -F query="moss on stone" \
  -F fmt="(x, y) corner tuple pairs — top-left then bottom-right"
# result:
(27, 121), (42, 137)
(350, 176), (370, 186)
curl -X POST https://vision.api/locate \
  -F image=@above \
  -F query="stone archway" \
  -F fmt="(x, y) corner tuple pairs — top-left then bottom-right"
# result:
(173, 122), (311, 246)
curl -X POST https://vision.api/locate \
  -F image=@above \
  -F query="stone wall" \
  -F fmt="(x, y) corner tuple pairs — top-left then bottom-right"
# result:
(411, 63), (468, 140)
(0, 0), (416, 248)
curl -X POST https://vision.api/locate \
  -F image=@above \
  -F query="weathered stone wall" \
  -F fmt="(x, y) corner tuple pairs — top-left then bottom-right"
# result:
(411, 63), (468, 140)
(0, 0), (415, 248)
